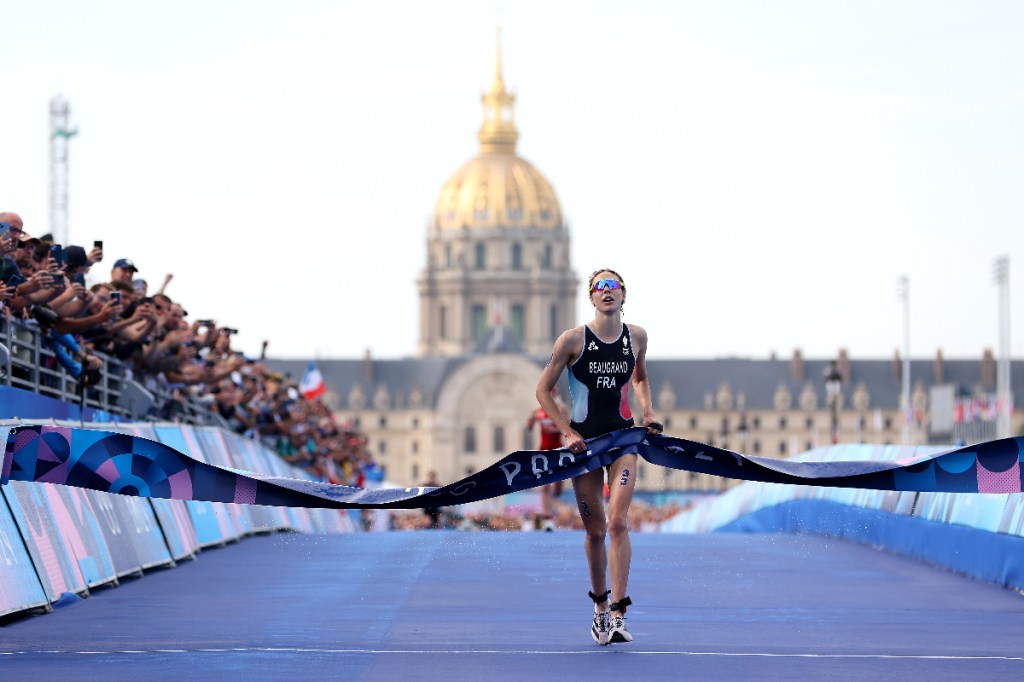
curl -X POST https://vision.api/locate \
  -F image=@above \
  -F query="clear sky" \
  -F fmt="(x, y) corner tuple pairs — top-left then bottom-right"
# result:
(2, 1), (1022, 361)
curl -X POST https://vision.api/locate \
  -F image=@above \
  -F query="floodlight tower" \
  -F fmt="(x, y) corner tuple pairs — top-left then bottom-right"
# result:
(49, 95), (78, 245)
(994, 256), (1011, 438)
(898, 276), (911, 444)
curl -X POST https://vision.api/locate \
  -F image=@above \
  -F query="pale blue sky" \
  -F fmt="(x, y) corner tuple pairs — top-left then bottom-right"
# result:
(2, 1), (1022, 361)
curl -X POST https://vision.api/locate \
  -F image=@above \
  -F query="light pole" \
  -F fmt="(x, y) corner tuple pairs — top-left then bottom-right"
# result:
(824, 360), (842, 444)
(898, 276), (911, 444)
(993, 256), (1011, 439)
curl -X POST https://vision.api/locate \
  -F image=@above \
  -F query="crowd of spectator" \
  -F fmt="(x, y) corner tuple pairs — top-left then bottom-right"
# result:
(0, 210), (375, 487)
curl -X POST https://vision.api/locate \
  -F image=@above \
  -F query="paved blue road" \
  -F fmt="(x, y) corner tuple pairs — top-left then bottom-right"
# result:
(2, 532), (1022, 680)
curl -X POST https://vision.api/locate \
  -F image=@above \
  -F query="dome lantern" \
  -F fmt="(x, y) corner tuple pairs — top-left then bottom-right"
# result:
(478, 28), (519, 155)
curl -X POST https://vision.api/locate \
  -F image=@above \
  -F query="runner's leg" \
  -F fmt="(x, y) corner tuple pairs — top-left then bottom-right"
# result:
(606, 453), (637, 611)
(572, 468), (608, 597)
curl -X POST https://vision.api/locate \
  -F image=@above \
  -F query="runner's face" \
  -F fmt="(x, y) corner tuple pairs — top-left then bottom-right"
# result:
(590, 271), (624, 312)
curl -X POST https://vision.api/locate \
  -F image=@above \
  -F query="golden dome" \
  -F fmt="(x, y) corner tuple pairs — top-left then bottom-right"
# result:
(431, 31), (564, 232)
(433, 154), (563, 231)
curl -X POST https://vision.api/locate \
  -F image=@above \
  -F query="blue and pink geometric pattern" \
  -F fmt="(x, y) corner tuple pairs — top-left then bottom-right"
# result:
(3, 425), (1023, 510)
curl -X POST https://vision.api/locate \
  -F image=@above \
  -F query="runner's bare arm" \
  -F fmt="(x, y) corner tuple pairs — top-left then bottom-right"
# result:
(628, 324), (660, 433)
(536, 327), (586, 451)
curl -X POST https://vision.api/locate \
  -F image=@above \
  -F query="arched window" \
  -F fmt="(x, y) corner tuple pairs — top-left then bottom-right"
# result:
(493, 425), (505, 452)
(475, 243), (486, 269)
(511, 243), (522, 270)
(464, 425), (476, 453)
(542, 244), (552, 268)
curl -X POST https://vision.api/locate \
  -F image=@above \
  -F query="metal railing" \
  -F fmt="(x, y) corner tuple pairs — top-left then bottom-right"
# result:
(0, 317), (224, 425)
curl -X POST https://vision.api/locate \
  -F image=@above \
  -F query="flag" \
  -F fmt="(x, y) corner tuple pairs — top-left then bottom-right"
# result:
(299, 361), (326, 400)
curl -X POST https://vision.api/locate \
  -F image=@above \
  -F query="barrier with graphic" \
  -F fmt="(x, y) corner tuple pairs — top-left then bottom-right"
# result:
(0, 490), (49, 617)
(659, 441), (1024, 590)
(0, 419), (355, 619)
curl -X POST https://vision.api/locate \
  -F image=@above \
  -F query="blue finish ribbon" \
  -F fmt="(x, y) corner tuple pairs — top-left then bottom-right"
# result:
(3, 426), (1023, 509)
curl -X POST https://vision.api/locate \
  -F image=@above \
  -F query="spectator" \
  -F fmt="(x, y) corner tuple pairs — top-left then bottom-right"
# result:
(0, 209), (380, 489)
(111, 258), (137, 283)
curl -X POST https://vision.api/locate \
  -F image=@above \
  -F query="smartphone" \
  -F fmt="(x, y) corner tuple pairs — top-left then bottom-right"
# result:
(0, 222), (10, 238)
(110, 291), (122, 305)
(50, 273), (64, 286)
(196, 319), (214, 327)
(93, 240), (103, 249)
(50, 244), (65, 267)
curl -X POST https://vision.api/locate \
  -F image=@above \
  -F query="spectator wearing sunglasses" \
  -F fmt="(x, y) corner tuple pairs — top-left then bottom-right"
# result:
(534, 268), (662, 647)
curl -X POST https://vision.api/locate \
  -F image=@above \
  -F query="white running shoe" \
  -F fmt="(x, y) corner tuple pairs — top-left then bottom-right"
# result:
(591, 610), (610, 645)
(609, 614), (632, 643)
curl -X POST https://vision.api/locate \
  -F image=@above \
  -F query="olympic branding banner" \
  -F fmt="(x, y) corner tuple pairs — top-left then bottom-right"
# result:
(5, 426), (1023, 513)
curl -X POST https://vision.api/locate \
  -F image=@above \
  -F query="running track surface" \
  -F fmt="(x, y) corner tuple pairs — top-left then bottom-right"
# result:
(2, 532), (1023, 681)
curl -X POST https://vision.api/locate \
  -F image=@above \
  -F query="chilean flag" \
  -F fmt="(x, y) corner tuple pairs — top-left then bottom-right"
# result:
(299, 361), (326, 400)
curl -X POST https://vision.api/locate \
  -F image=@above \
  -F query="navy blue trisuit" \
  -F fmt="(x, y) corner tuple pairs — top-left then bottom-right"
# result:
(567, 324), (636, 439)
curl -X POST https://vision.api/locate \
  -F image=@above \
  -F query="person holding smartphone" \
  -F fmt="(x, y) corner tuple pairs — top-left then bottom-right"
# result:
(534, 268), (663, 646)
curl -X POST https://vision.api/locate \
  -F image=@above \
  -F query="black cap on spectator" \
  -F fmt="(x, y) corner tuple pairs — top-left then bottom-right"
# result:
(66, 245), (91, 269)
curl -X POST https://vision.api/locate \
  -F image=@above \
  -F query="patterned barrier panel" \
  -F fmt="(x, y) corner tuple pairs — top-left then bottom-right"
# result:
(998, 494), (1024, 536)
(171, 425), (255, 537)
(192, 428), (276, 533)
(91, 490), (173, 573)
(250, 438), (317, 533)
(2, 482), (88, 601)
(118, 423), (200, 560)
(81, 422), (196, 563)
(0, 490), (48, 617)
(150, 426), (241, 547)
(147, 497), (200, 561)
(47, 486), (118, 586)
(217, 430), (291, 531)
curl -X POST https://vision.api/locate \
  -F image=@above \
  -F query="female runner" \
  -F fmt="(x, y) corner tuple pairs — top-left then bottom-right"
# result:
(534, 268), (662, 645)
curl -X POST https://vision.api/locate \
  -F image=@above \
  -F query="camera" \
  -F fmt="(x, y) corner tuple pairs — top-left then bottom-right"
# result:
(29, 304), (59, 327)
(80, 366), (102, 387)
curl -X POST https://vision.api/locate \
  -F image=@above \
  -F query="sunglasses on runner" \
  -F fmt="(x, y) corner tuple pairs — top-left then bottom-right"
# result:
(590, 278), (622, 293)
